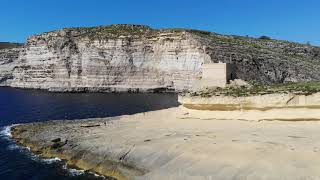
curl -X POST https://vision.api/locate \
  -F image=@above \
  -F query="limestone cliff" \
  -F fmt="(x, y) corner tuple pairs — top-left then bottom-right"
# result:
(1, 24), (320, 92)
(0, 47), (24, 86)
(9, 25), (207, 92)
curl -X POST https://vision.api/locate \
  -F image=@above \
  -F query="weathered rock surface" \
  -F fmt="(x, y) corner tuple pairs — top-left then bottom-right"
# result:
(0, 47), (24, 86)
(11, 106), (320, 179)
(9, 25), (206, 92)
(1, 24), (320, 92)
(179, 92), (320, 111)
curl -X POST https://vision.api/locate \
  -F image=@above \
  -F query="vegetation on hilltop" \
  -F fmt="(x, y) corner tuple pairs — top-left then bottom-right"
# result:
(63, 24), (154, 39)
(0, 42), (23, 50)
(185, 27), (320, 84)
(187, 82), (320, 97)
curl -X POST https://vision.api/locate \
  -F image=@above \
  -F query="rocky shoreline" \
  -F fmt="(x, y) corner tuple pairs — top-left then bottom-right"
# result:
(11, 118), (144, 180)
(10, 101), (320, 180)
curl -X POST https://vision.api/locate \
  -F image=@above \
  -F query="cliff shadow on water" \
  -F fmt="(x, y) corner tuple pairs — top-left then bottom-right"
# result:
(0, 87), (180, 126)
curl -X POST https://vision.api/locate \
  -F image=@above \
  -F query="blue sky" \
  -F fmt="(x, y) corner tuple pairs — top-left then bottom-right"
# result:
(1, 0), (319, 46)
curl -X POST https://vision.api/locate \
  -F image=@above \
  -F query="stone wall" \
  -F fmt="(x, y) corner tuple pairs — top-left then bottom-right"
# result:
(198, 63), (232, 88)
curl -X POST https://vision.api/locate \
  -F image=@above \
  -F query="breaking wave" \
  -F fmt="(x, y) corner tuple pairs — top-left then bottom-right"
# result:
(0, 125), (13, 138)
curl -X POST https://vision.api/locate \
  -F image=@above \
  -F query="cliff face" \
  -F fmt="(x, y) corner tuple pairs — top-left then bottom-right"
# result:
(0, 47), (23, 86)
(1, 24), (320, 92)
(10, 25), (207, 92)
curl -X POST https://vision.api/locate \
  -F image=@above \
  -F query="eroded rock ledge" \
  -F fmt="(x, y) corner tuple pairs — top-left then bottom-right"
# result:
(179, 92), (320, 121)
(11, 118), (145, 180)
(179, 92), (320, 110)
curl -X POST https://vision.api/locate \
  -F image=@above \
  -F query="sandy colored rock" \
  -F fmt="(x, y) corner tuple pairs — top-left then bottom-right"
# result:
(179, 92), (320, 111)
(11, 106), (320, 180)
(9, 27), (205, 92)
(0, 47), (23, 86)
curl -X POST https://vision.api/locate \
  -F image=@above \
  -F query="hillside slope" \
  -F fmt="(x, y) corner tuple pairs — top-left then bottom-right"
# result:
(192, 31), (320, 84)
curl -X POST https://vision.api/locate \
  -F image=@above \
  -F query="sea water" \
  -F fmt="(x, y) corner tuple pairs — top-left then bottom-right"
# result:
(0, 87), (179, 179)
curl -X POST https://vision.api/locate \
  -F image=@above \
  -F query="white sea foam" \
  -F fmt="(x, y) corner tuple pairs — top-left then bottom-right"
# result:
(68, 168), (85, 176)
(0, 125), (13, 138)
(1, 125), (94, 177)
(93, 172), (106, 178)
(41, 157), (62, 164)
(62, 164), (85, 176)
(0, 124), (22, 139)
(6, 144), (20, 150)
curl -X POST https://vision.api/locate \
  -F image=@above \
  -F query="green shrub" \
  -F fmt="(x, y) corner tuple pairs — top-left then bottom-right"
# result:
(259, 36), (271, 40)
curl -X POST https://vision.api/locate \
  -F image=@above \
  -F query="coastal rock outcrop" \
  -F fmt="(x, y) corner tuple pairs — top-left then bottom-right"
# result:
(1, 24), (320, 92)
(11, 106), (320, 179)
